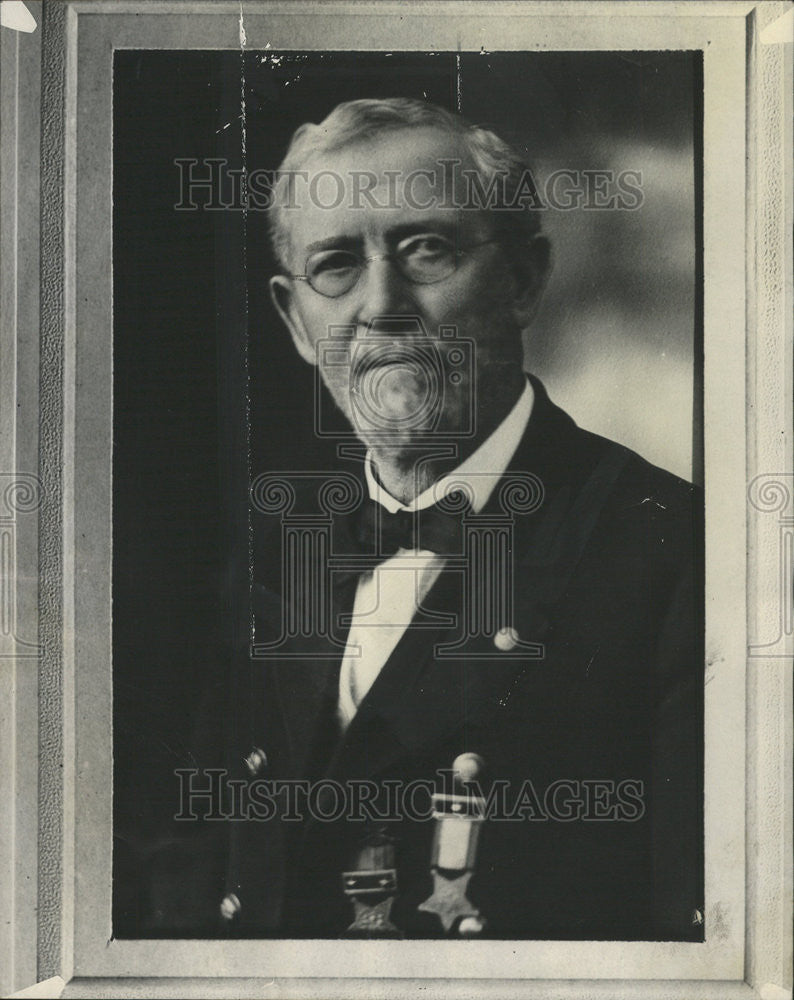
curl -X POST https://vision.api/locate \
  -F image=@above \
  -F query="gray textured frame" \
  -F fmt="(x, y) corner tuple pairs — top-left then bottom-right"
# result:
(0, 1), (790, 997)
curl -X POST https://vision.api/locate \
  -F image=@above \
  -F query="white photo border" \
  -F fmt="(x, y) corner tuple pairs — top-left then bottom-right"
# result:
(0, 2), (790, 997)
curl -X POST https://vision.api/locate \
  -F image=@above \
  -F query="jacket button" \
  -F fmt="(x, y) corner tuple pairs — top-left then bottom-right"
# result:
(493, 626), (519, 651)
(220, 893), (241, 921)
(244, 747), (268, 777)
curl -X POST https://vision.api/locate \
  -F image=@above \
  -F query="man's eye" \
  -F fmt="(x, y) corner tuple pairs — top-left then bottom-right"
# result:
(309, 251), (359, 275)
(401, 236), (454, 260)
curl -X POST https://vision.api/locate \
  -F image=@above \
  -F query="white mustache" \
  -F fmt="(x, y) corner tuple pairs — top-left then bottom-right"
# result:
(351, 340), (433, 383)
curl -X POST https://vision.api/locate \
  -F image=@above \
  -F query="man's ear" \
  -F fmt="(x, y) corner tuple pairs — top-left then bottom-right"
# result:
(269, 275), (317, 366)
(511, 235), (552, 327)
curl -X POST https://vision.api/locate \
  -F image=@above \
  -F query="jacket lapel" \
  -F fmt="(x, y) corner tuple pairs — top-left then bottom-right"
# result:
(322, 537), (555, 787)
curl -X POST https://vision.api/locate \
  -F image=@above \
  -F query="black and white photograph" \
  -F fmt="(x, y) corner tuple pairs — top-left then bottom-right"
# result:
(0, 2), (790, 997)
(112, 49), (704, 942)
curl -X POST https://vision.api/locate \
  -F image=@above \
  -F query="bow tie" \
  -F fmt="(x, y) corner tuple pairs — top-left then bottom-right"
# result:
(345, 493), (472, 560)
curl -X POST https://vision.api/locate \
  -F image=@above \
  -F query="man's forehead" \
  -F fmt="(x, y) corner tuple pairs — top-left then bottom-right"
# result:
(313, 125), (473, 175)
(283, 126), (484, 254)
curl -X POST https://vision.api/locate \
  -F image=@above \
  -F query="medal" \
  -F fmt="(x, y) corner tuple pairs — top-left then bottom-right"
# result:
(342, 829), (402, 938)
(418, 753), (488, 935)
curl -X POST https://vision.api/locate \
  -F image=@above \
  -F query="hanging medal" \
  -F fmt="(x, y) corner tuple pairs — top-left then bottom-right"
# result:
(418, 753), (488, 935)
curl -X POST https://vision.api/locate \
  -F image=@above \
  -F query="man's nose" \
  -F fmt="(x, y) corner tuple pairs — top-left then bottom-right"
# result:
(354, 256), (421, 334)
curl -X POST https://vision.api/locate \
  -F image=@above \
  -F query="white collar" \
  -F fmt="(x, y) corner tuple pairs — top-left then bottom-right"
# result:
(365, 376), (534, 515)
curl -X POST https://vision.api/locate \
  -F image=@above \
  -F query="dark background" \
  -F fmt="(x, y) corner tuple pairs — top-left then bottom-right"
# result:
(112, 50), (701, 935)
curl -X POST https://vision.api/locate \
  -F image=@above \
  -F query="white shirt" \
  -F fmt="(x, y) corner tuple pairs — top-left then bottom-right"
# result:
(337, 378), (535, 729)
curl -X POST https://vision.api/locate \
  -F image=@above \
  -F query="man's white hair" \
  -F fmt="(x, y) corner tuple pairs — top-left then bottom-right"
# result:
(268, 97), (543, 270)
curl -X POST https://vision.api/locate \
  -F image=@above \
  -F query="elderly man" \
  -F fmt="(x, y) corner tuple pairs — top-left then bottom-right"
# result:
(216, 98), (702, 940)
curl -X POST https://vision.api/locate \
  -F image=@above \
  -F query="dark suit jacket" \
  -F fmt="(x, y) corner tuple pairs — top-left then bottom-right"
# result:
(177, 375), (703, 940)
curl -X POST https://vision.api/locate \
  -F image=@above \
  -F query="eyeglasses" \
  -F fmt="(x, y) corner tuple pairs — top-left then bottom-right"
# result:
(290, 234), (499, 298)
